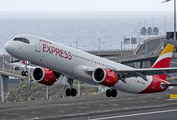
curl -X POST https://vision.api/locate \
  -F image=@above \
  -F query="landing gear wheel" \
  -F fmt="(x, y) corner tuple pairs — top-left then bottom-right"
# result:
(111, 89), (117, 97)
(106, 89), (111, 97)
(71, 88), (77, 96)
(21, 71), (25, 76)
(65, 88), (77, 97)
(24, 71), (28, 76)
(106, 89), (117, 97)
(66, 88), (70, 96)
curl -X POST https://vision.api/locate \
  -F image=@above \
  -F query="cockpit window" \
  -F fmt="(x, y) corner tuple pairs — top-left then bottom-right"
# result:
(13, 37), (30, 44)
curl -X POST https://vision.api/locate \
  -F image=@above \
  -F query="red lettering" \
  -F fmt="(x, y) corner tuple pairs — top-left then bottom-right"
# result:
(68, 52), (72, 60)
(60, 49), (64, 58)
(46, 45), (51, 53)
(51, 46), (56, 54)
(52, 46), (56, 53)
(42, 44), (72, 60)
(43, 44), (47, 52)
(64, 51), (68, 59)
(56, 48), (60, 56)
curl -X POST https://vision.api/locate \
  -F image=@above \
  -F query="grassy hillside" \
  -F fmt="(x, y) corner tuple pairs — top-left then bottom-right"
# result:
(5, 82), (98, 102)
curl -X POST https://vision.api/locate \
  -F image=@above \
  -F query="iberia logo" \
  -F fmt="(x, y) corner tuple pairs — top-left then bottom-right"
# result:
(40, 39), (52, 45)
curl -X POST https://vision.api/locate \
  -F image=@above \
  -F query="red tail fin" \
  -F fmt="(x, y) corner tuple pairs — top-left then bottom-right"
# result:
(151, 44), (174, 80)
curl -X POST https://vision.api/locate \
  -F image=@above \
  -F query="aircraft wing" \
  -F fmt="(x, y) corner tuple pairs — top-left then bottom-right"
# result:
(87, 67), (177, 83)
(115, 67), (177, 83)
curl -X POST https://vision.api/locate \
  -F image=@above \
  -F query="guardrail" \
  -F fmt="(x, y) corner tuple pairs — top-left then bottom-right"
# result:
(152, 42), (164, 55)
(0, 67), (22, 76)
(144, 35), (166, 43)
(134, 44), (143, 55)
(0, 54), (25, 78)
(85, 49), (134, 53)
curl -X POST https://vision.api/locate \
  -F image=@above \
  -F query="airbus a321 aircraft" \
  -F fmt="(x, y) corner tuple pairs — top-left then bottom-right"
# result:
(5, 34), (177, 97)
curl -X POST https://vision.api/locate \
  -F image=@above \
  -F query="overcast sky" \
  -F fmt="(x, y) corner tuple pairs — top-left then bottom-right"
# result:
(0, 0), (174, 11)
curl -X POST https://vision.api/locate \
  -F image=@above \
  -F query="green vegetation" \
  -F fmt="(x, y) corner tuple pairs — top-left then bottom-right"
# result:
(22, 84), (27, 87)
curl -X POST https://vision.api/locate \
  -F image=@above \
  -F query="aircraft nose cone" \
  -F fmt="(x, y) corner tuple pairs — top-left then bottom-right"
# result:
(5, 41), (13, 54)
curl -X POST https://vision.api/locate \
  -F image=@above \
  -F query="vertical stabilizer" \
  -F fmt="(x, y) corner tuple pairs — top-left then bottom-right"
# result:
(151, 44), (174, 80)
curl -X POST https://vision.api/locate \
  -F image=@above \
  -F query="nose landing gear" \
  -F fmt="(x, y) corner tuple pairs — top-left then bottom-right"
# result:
(21, 71), (28, 76)
(21, 61), (30, 76)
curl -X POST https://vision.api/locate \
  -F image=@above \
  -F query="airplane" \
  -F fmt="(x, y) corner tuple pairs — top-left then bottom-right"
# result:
(11, 60), (36, 71)
(5, 34), (177, 97)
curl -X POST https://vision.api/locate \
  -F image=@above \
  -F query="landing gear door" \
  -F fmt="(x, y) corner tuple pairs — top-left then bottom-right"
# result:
(34, 38), (41, 52)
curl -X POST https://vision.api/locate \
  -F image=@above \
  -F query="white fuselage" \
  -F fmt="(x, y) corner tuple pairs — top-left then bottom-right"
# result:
(5, 34), (157, 93)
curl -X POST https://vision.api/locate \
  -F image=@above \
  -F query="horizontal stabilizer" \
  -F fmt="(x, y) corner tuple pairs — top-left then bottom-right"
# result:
(162, 84), (177, 87)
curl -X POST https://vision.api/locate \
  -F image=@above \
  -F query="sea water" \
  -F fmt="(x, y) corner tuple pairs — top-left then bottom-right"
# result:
(0, 11), (174, 54)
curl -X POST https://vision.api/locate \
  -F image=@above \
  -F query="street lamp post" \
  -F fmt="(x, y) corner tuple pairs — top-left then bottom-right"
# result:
(174, 0), (176, 40)
(152, 18), (154, 37)
(146, 42), (148, 55)
(134, 29), (136, 38)
(139, 23), (141, 40)
(162, 0), (176, 40)
(123, 36), (125, 58)
(139, 22), (141, 33)
(3, 54), (4, 69)
(165, 16), (167, 35)
(121, 42), (123, 56)
(75, 41), (78, 49)
(144, 20), (146, 39)
(137, 26), (138, 37)
(98, 38), (101, 56)
(0, 75), (4, 103)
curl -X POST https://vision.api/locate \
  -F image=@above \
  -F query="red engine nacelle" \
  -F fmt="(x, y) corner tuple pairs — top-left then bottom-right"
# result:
(32, 67), (56, 86)
(92, 68), (118, 87)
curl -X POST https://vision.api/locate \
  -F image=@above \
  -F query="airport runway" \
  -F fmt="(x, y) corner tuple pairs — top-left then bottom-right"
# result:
(0, 80), (177, 120)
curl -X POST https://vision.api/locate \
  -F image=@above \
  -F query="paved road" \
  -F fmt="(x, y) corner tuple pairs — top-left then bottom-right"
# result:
(136, 38), (164, 55)
(0, 80), (177, 120)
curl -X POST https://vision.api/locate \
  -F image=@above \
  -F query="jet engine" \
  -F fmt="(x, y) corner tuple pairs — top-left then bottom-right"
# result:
(92, 68), (118, 87)
(32, 67), (56, 86)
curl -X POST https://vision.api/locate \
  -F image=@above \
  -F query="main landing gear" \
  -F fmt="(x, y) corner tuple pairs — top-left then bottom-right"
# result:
(106, 88), (117, 97)
(66, 78), (77, 97)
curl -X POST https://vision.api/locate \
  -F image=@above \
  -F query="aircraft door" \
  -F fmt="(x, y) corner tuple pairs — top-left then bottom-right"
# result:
(34, 38), (41, 52)
(90, 57), (97, 67)
(90, 58), (93, 67)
